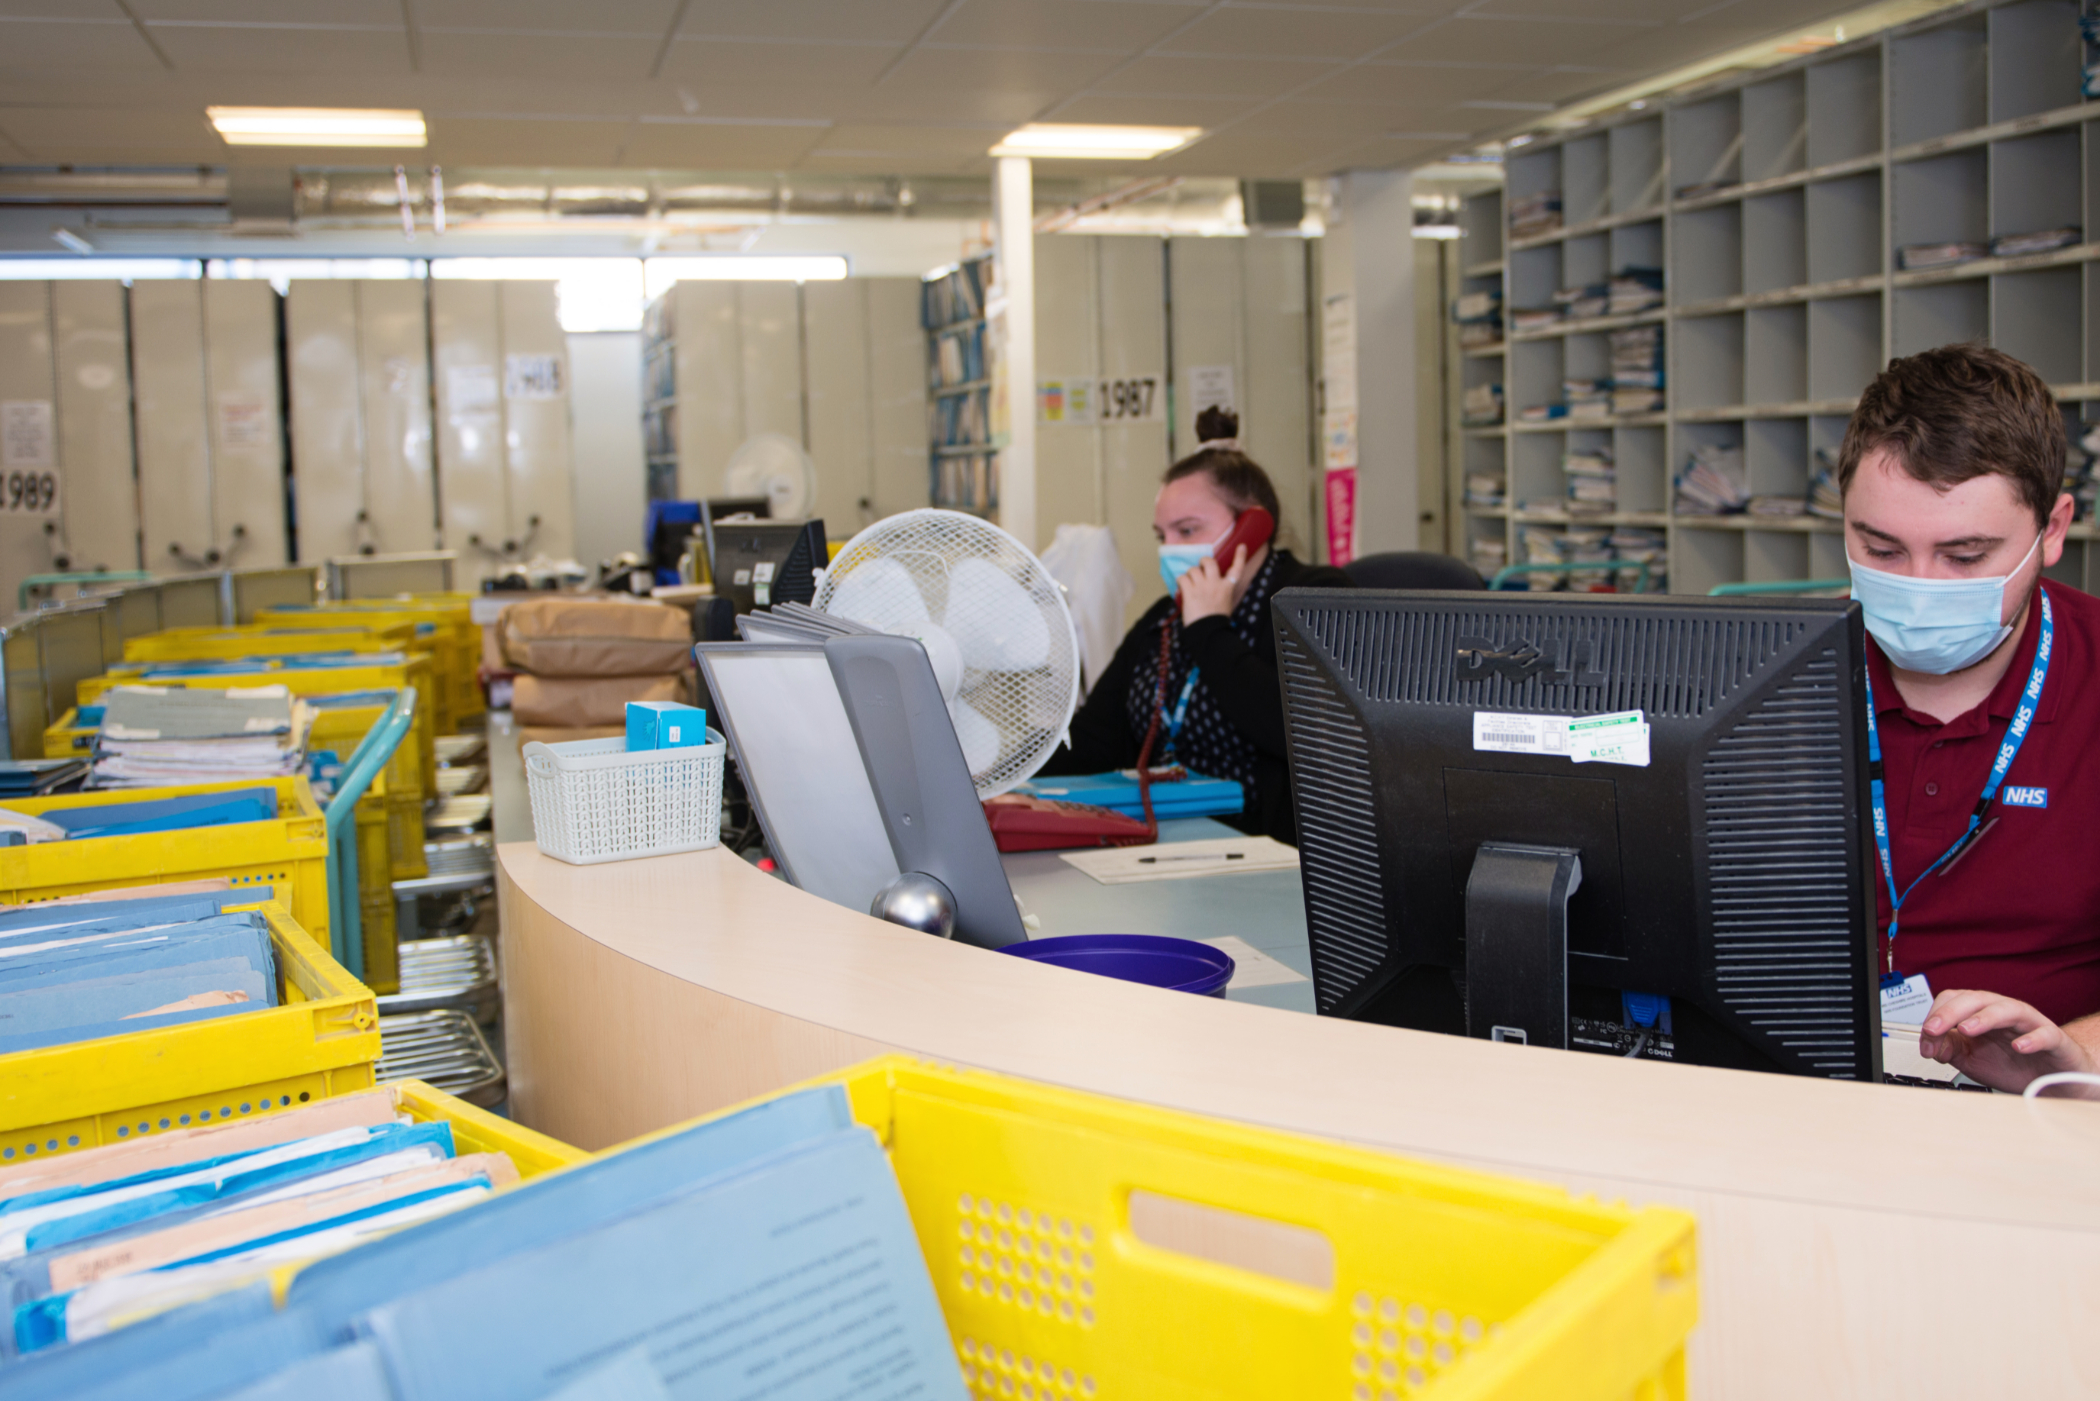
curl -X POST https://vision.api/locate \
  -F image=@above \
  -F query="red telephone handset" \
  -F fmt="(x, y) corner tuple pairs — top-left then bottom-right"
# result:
(1176, 506), (1275, 598)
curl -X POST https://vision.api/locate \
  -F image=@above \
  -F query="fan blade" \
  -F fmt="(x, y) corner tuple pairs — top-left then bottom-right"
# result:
(825, 555), (931, 630)
(948, 696), (1003, 780)
(943, 558), (1051, 671)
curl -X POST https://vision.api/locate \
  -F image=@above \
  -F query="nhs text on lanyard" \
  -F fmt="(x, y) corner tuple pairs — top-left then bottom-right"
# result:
(1865, 588), (2052, 1013)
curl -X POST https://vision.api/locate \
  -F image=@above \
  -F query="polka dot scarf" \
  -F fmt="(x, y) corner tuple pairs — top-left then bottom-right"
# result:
(1123, 549), (1282, 788)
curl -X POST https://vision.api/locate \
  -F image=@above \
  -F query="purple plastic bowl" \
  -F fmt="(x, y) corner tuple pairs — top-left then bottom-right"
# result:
(999, 933), (1235, 997)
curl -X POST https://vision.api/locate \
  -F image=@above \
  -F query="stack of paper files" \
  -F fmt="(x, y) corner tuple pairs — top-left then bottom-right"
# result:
(1896, 241), (1988, 270)
(92, 688), (310, 789)
(0, 894), (285, 1055)
(1608, 267), (1664, 316)
(1675, 443), (1750, 515)
(0, 762), (87, 800)
(3, 1083), (967, 1401)
(1013, 770), (1244, 821)
(1991, 226), (2081, 258)
(0, 1089), (516, 1362)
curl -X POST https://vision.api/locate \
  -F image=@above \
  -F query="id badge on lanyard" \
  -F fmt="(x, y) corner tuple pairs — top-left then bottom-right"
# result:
(1865, 588), (2053, 1011)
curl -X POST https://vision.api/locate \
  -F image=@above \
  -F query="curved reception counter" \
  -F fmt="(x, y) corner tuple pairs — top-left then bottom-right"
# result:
(498, 841), (2100, 1398)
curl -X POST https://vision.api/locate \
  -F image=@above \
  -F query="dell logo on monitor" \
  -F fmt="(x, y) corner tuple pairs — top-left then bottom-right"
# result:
(1456, 635), (1609, 686)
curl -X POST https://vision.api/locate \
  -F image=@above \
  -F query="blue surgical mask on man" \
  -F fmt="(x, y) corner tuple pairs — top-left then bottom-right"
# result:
(1848, 530), (2043, 674)
(1158, 526), (1229, 594)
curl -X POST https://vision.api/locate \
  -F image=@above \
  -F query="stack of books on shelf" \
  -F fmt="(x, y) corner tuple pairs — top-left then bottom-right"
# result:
(1564, 378), (1613, 421)
(2072, 424), (2100, 521)
(1896, 241), (1988, 271)
(1509, 191), (1563, 240)
(1454, 289), (1503, 349)
(1749, 494), (1809, 519)
(921, 257), (987, 327)
(1510, 306), (1562, 334)
(1553, 283), (1609, 320)
(1562, 526), (1617, 591)
(931, 323), (986, 387)
(1610, 324), (1665, 415)
(1991, 226), (2081, 258)
(1461, 382), (1505, 426)
(1465, 473), (1507, 508)
(1675, 443), (1750, 516)
(1809, 451), (1845, 520)
(1608, 267), (1664, 316)
(1564, 448), (1615, 513)
(1609, 526), (1666, 592)
(1519, 524), (1565, 590)
(1470, 536), (1508, 580)
(932, 392), (988, 448)
(1520, 402), (1568, 423)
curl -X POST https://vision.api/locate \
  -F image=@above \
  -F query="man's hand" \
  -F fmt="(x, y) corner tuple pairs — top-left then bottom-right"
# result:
(1918, 989), (2100, 1096)
(1178, 544), (1250, 625)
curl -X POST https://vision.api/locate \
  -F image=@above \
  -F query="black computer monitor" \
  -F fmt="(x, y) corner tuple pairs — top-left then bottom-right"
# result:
(697, 497), (772, 583)
(1272, 588), (1881, 1080)
(706, 520), (826, 614)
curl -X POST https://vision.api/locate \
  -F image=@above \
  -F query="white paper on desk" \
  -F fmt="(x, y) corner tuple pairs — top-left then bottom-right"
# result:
(1059, 836), (1299, 885)
(1202, 936), (1307, 988)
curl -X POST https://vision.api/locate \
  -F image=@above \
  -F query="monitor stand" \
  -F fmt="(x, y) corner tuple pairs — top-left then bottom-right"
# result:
(1464, 843), (1582, 1050)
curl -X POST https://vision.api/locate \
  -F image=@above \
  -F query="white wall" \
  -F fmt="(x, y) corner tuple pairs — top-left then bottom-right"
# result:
(566, 331), (648, 569)
(1321, 170), (1419, 557)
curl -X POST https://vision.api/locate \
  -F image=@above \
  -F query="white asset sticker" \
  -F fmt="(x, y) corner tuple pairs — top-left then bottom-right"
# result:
(1473, 710), (1651, 768)
(1472, 712), (1570, 756)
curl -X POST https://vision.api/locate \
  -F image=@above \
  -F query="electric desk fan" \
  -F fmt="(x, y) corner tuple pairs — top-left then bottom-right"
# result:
(722, 432), (817, 522)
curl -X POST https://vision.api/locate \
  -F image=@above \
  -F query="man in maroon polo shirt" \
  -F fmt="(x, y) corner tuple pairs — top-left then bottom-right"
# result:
(1837, 344), (2100, 1094)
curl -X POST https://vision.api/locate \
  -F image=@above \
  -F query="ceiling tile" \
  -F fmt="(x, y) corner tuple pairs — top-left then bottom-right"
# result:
(813, 124), (1005, 157)
(927, 0), (1204, 50)
(1480, 65), (1626, 104)
(424, 115), (634, 163)
(148, 23), (412, 71)
(1152, 130), (1325, 176)
(411, 0), (675, 32)
(1088, 52), (1344, 99)
(1577, 24), (1771, 70)
(1040, 91), (1261, 128)
(1164, 6), (1439, 61)
(1461, 0), (1718, 21)
(793, 149), (983, 176)
(0, 17), (165, 67)
(676, 0), (950, 44)
(1379, 16), (1629, 66)
(0, 0), (125, 14)
(890, 43), (1124, 90)
(1297, 60), (1530, 106)
(660, 38), (900, 87)
(808, 84), (1060, 124)
(617, 121), (829, 166)
(133, 0), (399, 21)
(0, 105), (211, 145)
(1245, 98), (1442, 138)
(419, 29), (656, 78)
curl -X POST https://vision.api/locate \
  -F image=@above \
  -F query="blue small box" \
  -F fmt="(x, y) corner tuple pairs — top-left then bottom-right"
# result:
(625, 701), (708, 752)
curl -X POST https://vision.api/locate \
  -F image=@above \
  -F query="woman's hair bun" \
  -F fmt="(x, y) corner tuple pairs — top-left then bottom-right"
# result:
(1195, 405), (1240, 444)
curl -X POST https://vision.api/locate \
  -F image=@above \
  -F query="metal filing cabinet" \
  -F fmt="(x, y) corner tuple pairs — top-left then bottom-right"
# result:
(130, 280), (288, 574)
(431, 280), (574, 587)
(286, 280), (436, 562)
(0, 282), (139, 615)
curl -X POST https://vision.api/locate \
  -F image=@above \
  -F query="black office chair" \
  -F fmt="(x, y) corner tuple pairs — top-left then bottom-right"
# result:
(1342, 551), (1484, 591)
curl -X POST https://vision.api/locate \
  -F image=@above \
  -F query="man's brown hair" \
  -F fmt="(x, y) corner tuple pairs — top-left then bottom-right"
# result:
(1837, 343), (2067, 526)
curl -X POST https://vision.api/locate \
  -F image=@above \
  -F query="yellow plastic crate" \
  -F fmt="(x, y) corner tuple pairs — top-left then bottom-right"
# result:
(80, 658), (439, 802)
(676, 1057), (1698, 1401)
(0, 777), (332, 943)
(256, 597), (482, 724)
(41, 708), (94, 758)
(0, 900), (379, 1164)
(356, 797), (398, 995)
(123, 622), (420, 666)
(310, 698), (427, 817)
(386, 1078), (587, 1180)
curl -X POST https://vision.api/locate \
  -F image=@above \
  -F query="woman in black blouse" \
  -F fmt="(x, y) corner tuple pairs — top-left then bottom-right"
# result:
(1038, 410), (1350, 844)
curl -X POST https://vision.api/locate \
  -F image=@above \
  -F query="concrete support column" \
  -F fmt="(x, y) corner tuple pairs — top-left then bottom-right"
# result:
(1319, 168), (1416, 560)
(991, 155), (1037, 550)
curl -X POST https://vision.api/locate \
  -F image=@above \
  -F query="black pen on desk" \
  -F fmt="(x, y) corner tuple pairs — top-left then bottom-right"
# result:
(1137, 852), (1245, 863)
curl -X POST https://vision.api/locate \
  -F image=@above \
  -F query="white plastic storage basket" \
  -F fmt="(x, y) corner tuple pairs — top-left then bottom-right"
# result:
(521, 733), (725, 865)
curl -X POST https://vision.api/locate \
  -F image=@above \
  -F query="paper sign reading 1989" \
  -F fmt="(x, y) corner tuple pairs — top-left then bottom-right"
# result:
(0, 469), (59, 514)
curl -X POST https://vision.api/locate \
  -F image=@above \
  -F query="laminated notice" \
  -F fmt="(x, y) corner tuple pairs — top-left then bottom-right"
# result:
(1473, 710), (1650, 768)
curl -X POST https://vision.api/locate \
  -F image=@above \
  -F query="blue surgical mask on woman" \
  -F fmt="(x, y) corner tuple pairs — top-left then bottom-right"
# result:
(1158, 526), (1228, 593)
(1848, 530), (2043, 674)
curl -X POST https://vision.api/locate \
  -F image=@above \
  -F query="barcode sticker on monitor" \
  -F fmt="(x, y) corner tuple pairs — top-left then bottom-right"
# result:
(1472, 712), (1570, 755)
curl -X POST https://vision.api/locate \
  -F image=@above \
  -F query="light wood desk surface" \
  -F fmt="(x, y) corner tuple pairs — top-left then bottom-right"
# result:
(498, 841), (2100, 1399)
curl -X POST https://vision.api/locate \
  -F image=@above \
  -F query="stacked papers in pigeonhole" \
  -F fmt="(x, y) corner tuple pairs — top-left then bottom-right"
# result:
(1, 1083), (966, 1401)
(1675, 443), (1750, 515)
(0, 1088), (516, 1363)
(0, 893), (283, 1054)
(1565, 447), (1616, 513)
(1610, 324), (1665, 415)
(91, 687), (310, 788)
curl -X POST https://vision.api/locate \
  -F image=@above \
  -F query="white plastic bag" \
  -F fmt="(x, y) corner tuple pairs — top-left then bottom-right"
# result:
(1038, 523), (1134, 698)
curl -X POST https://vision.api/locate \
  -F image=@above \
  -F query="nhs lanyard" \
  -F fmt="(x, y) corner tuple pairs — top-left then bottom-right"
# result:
(1164, 669), (1201, 751)
(1864, 587), (2052, 967)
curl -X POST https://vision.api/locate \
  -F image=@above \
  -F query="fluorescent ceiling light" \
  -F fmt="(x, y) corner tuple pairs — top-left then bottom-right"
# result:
(990, 124), (1201, 160)
(207, 107), (426, 147)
